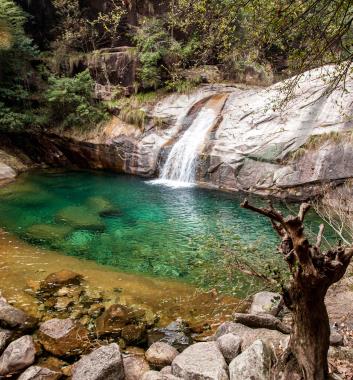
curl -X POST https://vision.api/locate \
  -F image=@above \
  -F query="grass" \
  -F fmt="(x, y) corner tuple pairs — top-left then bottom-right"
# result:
(287, 131), (353, 161)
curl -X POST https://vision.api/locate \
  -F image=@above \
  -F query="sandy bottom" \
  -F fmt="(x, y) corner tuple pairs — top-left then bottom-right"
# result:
(0, 229), (241, 327)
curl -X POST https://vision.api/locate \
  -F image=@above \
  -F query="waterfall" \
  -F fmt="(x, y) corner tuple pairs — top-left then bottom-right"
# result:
(153, 107), (218, 187)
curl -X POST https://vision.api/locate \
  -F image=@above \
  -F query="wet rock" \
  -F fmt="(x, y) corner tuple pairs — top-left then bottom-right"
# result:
(216, 333), (242, 364)
(56, 206), (105, 231)
(0, 335), (37, 376)
(229, 340), (273, 380)
(145, 342), (178, 369)
(171, 342), (229, 380)
(17, 365), (61, 380)
(71, 343), (124, 380)
(0, 297), (37, 331)
(121, 324), (146, 344)
(54, 296), (75, 312)
(249, 292), (283, 316)
(148, 320), (193, 351)
(95, 304), (138, 337)
(123, 353), (150, 380)
(88, 304), (105, 318)
(0, 329), (12, 354)
(39, 270), (83, 296)
(215, 322), (288, 355)
(38, 318), (89, 357)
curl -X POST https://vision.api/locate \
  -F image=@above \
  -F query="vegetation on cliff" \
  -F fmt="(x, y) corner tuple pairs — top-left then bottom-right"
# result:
(0, 0), (352, 129)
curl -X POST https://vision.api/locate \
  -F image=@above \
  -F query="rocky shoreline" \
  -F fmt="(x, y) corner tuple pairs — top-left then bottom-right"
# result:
(0, 269), (352, 379)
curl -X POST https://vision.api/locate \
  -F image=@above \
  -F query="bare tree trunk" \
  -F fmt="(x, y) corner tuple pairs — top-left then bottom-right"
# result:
(241, 200), (353, 380)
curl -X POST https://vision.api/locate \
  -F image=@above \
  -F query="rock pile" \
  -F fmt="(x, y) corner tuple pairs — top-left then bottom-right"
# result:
(0, 271), (351, 379)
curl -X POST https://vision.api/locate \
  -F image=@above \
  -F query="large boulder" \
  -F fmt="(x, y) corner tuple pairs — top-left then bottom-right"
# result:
(38, 318), (89, 357)
(123, 353), (150, 380)
(148, 320), (193, 352)
(0, 297), (37, 331)
(17, 365), (62, 380)
(71, 343), (124, 380)
(249, 292), (283, 316)
(0, 335), (37, 376)
(229, 340), (273, 380)
(216, 333), (242, 364)
(171, 342), (229, 380)
(215, 322), (288, 354)
(145, 342), (178, 369)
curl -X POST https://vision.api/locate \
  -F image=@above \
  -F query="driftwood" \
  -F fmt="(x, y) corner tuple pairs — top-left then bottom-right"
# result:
(241, 199), (353, 380)
(233, 312), (291, 334)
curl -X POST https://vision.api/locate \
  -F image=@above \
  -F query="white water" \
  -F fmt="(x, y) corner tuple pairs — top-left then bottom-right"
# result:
(152, 107), (217, 188)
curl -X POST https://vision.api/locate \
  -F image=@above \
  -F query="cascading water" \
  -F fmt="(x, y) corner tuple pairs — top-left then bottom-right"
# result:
(153, 107), (218, 187)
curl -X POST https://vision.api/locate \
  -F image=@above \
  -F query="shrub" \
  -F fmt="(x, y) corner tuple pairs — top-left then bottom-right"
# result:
(45, 70), (108, 129)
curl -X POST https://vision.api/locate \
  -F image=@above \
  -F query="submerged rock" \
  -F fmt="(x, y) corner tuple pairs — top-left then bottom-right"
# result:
(25, 224), (72, 243)
(0, 335), (37, 376)
(39, 270), (83, 296)
(71, 343), (124, 380)
(17, 365), (62, 380)
(229, 340), (273, 380)
(145, 342), (178, 369)
(249, 292), (283, 316)
(95, 304), (140, 337)
(38, 318), (89, 357)
(86, 196), (121, 217)
(55, 206), (105, 231)
(171, 342), (229, 380)
(148, 320), (193, 352)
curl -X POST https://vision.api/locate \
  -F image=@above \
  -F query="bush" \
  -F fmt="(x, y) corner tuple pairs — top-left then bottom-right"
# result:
(45, 70), (108, 129)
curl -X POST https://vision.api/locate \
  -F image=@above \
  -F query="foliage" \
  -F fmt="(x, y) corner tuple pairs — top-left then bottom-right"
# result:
(51, 0), (126, 54)
(0, 0), (40, 131)
(45, 70), (108, 129)
(193, 228), (288, 297)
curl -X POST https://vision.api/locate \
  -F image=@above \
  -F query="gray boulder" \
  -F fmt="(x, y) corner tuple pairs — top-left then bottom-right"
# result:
(145, 342), (179, 369)
(0, 328), (12, 354)
(123, 353), (150, 380)
(0, 335), (36, 376)
(0, 297), (37, 331)
(216, 333), (242, 363)
(71, 343), (124, 380)
(171, 342), (229, 380)
(229, 340), (273, 380)
(215, 322), (288, 354)
(249, 292), (283, 316)
(17, 365), (61, 380)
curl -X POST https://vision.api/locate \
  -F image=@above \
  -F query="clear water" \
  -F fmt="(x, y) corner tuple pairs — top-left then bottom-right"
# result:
(0, 170), (332, 296)
(153, 107), (218, 187)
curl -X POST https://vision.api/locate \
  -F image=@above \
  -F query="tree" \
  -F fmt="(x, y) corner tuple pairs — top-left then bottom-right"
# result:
(241, 199), (353, 380)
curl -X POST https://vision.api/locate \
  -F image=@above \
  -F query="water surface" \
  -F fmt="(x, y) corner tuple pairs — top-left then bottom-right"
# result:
(0, 170), (330, 296)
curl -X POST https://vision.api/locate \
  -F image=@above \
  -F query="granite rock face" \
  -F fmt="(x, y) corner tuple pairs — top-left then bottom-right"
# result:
(3, 66), (353, 199)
